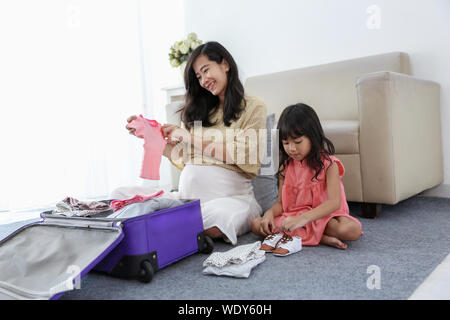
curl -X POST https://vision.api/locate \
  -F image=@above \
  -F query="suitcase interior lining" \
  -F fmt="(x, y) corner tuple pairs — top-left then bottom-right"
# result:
(0, 223), (121, 300)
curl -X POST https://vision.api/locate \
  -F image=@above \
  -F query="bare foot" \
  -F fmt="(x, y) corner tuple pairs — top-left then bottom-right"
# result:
(320, 234), (348, 250)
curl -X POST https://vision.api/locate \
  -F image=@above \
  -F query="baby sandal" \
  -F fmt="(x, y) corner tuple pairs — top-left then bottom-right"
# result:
(273, 234), (302, 257)
(260, 233), (284, 252)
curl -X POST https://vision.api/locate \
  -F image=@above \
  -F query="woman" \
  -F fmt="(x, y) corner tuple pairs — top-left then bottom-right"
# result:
(127, 41), (266, 245)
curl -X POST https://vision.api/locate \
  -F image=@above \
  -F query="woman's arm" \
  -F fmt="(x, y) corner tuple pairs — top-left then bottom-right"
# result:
(162, 100), (267, 170)
(279, 162), (341, 233)
(190, 134), (235, 164)
(161, 124), (236, 164)
(161, 135), (185, 171)
(162, 142), (175, 159)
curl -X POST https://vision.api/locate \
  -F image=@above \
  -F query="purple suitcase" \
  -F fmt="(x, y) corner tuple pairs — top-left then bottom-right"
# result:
(0, 199), (213, 299)
(93, 199), (213, 283)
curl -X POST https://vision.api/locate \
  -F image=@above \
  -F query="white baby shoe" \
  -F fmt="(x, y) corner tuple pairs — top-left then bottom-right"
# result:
(260, 233), (284, 252)
(273, 234), (302, 257)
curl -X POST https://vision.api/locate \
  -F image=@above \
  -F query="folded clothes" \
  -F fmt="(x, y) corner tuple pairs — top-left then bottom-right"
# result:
(107, 197), (184, 219)
(53, 197), (111, 217)
(110, 190), (164, 212)
(203, 241), (265, 268)
(202, 255), (266, 278)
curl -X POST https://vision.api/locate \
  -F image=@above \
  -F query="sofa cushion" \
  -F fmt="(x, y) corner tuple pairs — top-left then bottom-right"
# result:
(251, 175), (278, 214)
(321, 120), (359, 154)
(244, 52), (410, 122)
(251, 113), (279, 214)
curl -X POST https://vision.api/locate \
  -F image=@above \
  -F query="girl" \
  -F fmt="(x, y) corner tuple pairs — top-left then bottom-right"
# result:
(127, 42), (267, 245)
(251, 103), (362, 256)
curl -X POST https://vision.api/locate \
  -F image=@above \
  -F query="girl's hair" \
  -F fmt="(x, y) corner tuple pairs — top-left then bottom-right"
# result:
(276, 103), (335, 181)
(178, 41), (246, 130)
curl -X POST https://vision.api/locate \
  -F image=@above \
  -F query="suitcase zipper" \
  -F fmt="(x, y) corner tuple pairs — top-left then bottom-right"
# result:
(42, 216), (121, 231)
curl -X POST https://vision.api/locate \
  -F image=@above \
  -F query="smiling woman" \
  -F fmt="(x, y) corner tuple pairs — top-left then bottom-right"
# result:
(182, 41), (247, 130)
(194, 54), (228, 97)
(127, 41), (268, 245)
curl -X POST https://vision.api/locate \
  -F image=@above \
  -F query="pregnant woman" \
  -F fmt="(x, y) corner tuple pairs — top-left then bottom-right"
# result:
(127, 41), (267, 245)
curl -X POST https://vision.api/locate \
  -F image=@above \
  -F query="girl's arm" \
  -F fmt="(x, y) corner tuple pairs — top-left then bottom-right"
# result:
(280, 162), (341, 232)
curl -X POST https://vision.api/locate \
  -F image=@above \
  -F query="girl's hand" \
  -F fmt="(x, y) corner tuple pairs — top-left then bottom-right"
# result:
(126, 115), (143, 138)
(161, 124), (191, 145)
(260, 211), (275, 236)
(279, 215), (309, 233)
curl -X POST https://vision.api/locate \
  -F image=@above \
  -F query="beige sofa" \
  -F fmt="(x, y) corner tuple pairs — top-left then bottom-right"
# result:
(166, 52), (443, 218)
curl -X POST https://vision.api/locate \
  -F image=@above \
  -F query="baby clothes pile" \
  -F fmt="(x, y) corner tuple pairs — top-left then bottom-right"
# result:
(202, 241), (266, 278)
(53, 197), (112, 217)
(50, 190), (183, 219)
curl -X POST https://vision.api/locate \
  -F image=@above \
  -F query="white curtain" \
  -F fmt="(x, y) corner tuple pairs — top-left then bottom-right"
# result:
(0, 0), (185, 214)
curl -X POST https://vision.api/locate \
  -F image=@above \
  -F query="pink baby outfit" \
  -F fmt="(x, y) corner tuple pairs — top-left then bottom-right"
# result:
(273, 155), (362, 246)
(110, 189), (164, 212)
(127, 115), (167, 180)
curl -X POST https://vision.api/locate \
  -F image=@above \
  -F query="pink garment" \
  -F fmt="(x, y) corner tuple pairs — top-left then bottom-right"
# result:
(128, 115), (167, 180)
(110, 189), (164, 212)
(273, 155), (362, 246)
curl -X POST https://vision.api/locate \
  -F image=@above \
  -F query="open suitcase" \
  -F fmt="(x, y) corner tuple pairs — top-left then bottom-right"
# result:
(0, 199), (213, 300)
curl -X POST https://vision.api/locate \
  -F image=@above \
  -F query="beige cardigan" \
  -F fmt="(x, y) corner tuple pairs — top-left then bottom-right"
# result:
(169, 95), (267, 179)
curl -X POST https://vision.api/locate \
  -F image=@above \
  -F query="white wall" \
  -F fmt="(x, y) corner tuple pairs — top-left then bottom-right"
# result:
(0, 0), (147, 211)
(138, 0), (185, 189)
(184, 0), (450, 186)
(0, 0), (185, 218)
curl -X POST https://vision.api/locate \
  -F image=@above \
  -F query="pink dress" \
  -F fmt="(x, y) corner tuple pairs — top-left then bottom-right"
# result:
(127, 115), (167, 180)
(273, 155), (362, 246)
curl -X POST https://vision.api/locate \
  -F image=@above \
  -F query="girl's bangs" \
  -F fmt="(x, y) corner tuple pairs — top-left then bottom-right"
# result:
(279, 120), (305, 140)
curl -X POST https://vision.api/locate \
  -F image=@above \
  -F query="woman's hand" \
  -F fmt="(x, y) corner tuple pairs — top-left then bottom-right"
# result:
(125, 115), (143, 138)
(259, 211), (275, 236)
(161, 124), (191, 146)
(279, 215), (309, 233)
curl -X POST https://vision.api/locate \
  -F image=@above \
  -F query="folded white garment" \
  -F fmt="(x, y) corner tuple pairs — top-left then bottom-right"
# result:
(107, 198), (183, 219)
(202, 255), (266, 278)
(203, 241), (265, 268)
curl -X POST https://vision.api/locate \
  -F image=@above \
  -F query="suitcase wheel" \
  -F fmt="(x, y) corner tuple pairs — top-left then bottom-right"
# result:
(138, 260), (154, 283)
(200, 235), (214, 254)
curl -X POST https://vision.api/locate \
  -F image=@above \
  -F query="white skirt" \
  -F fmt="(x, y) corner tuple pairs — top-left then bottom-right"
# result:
(178, 164), (262, 245)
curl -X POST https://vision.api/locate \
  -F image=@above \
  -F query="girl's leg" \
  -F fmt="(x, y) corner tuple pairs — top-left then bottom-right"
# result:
(320, 234), (348, 250)
(324, 216), (362, 240)
(321, 216), (362, 249)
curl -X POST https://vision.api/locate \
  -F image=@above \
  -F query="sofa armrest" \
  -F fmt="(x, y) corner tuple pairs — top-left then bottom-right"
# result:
(357, 71), (443, 204)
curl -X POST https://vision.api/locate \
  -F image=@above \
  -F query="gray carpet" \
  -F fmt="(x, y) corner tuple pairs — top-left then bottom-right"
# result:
(1, 195), (449, 300)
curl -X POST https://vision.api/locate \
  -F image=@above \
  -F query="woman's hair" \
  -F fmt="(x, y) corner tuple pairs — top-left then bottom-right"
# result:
(276, 103), (335, 181)
(178, 41), (245, 129)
